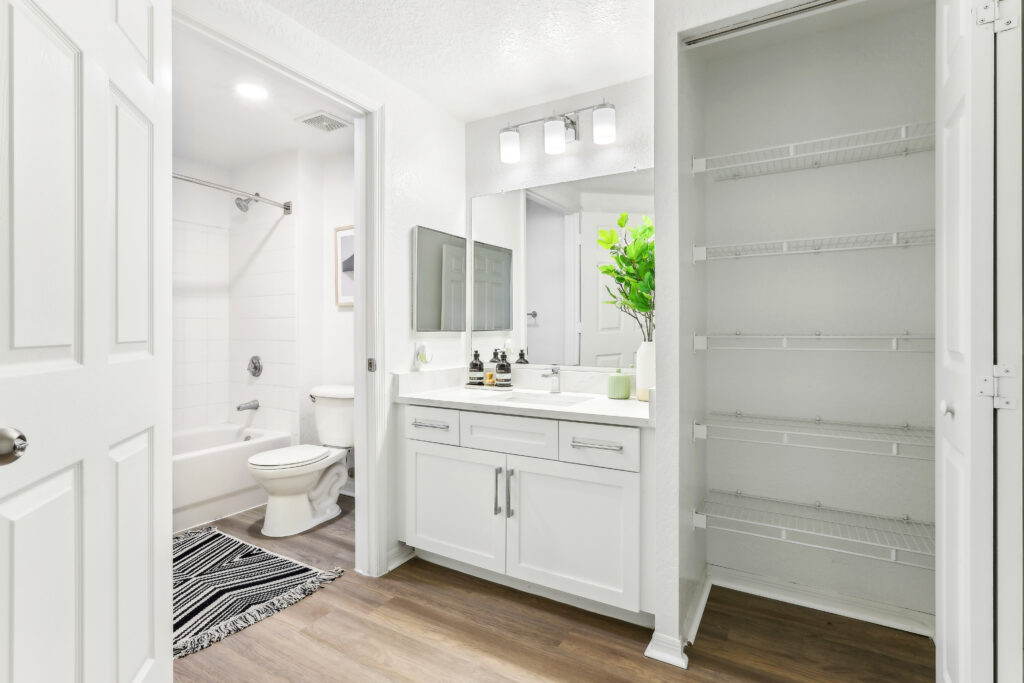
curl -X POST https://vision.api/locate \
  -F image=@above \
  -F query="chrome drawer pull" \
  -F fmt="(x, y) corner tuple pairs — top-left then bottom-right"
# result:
(493, 466), (503, 516)
(570, 438), (624, 452)
(412, 420), (450, 431)
(506, 468), (514, 518)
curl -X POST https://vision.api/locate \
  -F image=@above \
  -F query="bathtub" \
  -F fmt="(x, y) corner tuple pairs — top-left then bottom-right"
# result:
(172, 424), (292, 532)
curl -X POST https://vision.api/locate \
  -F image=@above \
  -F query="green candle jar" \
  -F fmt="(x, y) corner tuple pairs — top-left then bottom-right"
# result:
(607, 370), (631, 400)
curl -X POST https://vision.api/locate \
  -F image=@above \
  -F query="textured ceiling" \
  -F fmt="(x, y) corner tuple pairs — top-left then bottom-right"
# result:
(174, 25), (354, 169)
(260, 0), (654, 121)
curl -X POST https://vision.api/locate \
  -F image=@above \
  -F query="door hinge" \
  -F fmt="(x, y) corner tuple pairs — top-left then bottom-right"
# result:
(977, 365), (1017, 409)
(693, 510), (707, 530)
(367, 358), (377, 372)
(692, 422), (708, 441)
(977, 1), (1019, 30)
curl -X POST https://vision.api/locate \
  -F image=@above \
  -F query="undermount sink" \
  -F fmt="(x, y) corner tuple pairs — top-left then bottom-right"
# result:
(493, 393), (591, 407)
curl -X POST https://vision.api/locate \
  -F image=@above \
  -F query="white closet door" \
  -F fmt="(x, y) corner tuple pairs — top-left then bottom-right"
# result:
(0, 0), (172, 681)
(935, 1), (996, 681)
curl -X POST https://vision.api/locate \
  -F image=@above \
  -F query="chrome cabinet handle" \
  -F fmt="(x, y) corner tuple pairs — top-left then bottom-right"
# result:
(506, 468), (514, 518)
(412, 420), (450, 431)
(570, 438), (624, 452)
(493, 466), (503, 515)
(939, 400), (955, 419)
(0, 427), (28, 466)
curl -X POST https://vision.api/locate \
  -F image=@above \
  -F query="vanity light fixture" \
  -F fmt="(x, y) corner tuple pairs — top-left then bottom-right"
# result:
(543, 116), (567, 155)
(498, 102), (614, 163)
(592, 103), (616, 145)
(499, 125), (520, 164)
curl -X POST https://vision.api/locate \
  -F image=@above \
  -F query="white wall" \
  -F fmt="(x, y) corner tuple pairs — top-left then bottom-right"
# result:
(172, 158), (232, 432)
(466, 76), (654, 198)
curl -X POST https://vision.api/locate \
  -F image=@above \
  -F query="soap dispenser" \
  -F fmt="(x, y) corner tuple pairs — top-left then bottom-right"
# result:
(468, 350), (485, 386)
(489, 348), (502, 364)
(515, 350), (529, 364)
(495, 352), (512, 387)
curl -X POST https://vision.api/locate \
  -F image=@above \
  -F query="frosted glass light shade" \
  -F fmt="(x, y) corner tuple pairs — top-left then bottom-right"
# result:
(544, 117), (566, 155)
(593, 104), (616, 144)
(499, 127), (520, 163)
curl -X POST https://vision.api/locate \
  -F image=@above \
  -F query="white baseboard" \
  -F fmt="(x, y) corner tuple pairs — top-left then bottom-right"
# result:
(684, 574), (713, 645)
(387, 544), (415, 571)
(414, 549), (655, 628)
(644, 632), (688, 669)
(708, 565), (936, 638)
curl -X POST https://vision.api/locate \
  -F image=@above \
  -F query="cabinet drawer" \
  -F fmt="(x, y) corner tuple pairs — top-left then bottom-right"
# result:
(404, 406), (460, 445)
(558, 422), (640, 472)
(460, 412), (558, 460)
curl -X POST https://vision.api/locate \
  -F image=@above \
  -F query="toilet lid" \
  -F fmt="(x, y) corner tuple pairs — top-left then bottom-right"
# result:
(249, 445), (331, 469)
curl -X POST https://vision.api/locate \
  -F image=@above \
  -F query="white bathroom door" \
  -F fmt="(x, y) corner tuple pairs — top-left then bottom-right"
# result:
(934, 1), (996, 681)
(0, 0), (172, 681)
(579, 212), (651, 367)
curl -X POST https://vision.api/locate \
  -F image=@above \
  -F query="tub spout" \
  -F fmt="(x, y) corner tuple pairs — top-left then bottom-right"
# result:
(237, 400), (260, 411)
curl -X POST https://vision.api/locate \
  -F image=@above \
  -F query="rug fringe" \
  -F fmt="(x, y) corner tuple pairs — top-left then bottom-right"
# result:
(172, 526), (216, 543)
(173, 567), (343, 659)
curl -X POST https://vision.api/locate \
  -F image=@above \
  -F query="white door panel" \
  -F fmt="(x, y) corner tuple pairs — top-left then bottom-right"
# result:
(405, 441), (507, 573)
(505, 454), (639, 610)
(935, 0), (995, 680)
(0, 0), (172, 681)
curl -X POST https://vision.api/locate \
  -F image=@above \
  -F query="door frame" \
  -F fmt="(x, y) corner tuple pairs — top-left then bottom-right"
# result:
(170, 10), (390, 577)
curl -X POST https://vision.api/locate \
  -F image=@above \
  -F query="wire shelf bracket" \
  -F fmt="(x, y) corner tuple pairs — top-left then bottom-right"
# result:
(692, 229), (935, 263)
(695, 490), (935, 570)
(693, 411), (934, 460)
(692, 332), (935, 353)
(692, 122), (935, 181)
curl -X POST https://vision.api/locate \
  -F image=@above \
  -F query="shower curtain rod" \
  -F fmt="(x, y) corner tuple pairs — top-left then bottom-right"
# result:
(172, 173), (293, 215)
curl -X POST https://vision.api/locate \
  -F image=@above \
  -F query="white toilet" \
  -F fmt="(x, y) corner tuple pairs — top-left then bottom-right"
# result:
(247, 385), (354, 537)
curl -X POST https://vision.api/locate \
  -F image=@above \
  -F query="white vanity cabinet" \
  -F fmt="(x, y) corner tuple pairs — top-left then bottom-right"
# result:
(403, 405), (642, 612)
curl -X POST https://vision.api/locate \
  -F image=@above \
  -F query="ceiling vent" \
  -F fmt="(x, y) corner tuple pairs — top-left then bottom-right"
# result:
(297, 110), (349, 133)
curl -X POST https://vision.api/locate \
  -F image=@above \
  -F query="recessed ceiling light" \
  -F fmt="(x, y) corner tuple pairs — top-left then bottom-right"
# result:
(235, 83), (268, 101)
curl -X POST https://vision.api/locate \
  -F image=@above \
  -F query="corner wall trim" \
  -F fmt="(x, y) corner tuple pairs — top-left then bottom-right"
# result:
(387, 544), (415, 572)
(644, 632), (688, 669)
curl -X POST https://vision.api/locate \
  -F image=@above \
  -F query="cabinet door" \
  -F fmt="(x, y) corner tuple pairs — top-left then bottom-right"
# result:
(405, 440), (506, 573)
(506, 455), (639, 610)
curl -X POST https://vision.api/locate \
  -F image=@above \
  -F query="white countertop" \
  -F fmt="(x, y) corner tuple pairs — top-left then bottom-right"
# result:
(395, 386), (652, 428)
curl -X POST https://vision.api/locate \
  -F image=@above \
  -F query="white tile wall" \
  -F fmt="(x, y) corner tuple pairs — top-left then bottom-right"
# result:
(228, 153), (300, 437)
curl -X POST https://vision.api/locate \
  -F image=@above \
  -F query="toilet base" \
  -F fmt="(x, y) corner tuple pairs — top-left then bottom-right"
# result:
(261, 497), (342, 537)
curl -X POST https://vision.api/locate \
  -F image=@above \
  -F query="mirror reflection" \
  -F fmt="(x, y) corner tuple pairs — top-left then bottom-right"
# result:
(470, 168), (654, 367)
(412, 226), (466, 332)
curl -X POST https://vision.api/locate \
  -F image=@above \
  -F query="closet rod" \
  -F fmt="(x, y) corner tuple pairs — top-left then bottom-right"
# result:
(172, 173), (293, 215)
(682, 0), (851, 46)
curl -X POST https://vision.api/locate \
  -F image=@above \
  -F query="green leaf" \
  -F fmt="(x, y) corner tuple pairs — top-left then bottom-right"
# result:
(617, 213), (629, 228)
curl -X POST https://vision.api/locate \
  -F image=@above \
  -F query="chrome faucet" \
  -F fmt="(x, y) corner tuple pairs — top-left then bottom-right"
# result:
(541, 364), (561, 394)
(236, 400), (260, 411)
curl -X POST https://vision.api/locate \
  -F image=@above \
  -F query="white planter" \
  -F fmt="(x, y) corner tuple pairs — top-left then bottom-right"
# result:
(635, 340), (655, 402)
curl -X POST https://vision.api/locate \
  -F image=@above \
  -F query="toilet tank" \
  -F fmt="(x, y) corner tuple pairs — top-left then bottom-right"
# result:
(311, 385), (355, 448)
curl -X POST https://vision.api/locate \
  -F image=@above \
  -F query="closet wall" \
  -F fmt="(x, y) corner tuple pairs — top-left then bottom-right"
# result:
(689, 0), (937, 630)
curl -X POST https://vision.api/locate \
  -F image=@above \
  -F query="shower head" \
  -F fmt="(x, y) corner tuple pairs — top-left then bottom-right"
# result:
(234, 193), (259, 212)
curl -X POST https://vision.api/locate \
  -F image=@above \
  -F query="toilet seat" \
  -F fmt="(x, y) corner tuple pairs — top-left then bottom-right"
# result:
(248, 444), (331, 470)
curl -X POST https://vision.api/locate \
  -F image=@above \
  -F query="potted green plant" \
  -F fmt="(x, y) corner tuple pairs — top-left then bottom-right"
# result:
(597, 213), (655, 401)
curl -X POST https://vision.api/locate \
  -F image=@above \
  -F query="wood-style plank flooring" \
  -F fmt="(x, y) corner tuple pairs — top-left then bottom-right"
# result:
(175, 497), (935, 682)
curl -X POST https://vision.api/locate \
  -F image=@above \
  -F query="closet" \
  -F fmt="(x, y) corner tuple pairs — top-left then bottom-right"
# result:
(685, 0), (937, 634)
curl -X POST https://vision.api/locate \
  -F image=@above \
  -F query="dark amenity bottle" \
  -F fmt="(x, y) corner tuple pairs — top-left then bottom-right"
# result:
(468, 350), (485, 386)
(495, 352), (512, 387)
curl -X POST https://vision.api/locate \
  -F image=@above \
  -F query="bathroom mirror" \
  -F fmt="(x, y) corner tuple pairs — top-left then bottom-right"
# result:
(470, 168), (654, 367)
(412, 226), (467, 332)
(472, 241), (513, 331)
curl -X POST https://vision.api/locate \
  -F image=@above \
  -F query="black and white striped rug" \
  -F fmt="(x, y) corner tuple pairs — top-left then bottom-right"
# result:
(172, 526), (343, 658)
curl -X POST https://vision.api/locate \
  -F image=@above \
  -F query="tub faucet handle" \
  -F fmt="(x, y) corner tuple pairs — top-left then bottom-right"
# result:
(237, 400), (260, 411)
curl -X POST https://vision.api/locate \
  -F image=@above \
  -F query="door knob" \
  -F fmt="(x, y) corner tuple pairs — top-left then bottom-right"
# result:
(939, 400), (955, 419)
(0, 427), (27, 466)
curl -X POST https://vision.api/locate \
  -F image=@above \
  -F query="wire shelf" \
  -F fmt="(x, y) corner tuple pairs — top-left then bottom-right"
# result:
(695, 411), (934, 460)
(698, 489), (935, 569)
(693, 332), (935, 353)
(693, 229), (935, 262)
(692, 122), (935, 181)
